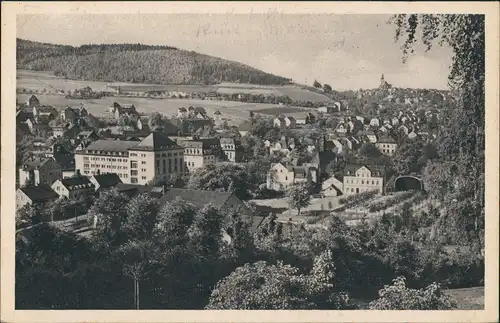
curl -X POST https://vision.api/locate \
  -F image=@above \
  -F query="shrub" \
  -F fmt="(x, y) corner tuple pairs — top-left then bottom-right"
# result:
(369, 276), (456, 310)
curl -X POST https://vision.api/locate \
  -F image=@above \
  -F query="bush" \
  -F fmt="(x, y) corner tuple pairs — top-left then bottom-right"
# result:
(368, 276), (456, 310)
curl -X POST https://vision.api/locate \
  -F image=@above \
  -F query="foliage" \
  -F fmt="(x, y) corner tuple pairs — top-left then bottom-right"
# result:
(338, 189), (378, 208)
(322, 84), (333, 93)
(313, 80), (322, 89)
(286, 182), (312, 215)
(391, 14), (484, 250)
(206, 250), (350, 310)
(124, 194), (160, 240)
(17, 38), (291, 85)
(359, 143), (383, 159)
(367, 191), (416, 212)
(187, 162), (260, 200)
(369, 276), (456, 310)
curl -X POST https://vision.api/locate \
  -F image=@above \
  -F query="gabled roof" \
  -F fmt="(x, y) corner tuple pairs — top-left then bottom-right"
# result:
(21, 157), (55, 171)
(378, 136), (397, 144)
(91, 173), (122, 189)
(18, 185), (59, 203)
(344, 163), (386, 177)
(59, 177), (94, 190)
(131, 132), (180, 151)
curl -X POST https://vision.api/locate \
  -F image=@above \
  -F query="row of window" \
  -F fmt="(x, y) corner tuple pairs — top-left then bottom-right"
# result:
(84, 157), (127, 162)
(345, 179), (380, 185)
(86, 151), (127, 156)
(130, 153), (147, 157)
(85, 164), (128, 170)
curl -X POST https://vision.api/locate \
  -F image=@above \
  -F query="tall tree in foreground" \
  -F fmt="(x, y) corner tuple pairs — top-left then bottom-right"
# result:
(286, 182), (312, 216)
(391, 14), (484, 250)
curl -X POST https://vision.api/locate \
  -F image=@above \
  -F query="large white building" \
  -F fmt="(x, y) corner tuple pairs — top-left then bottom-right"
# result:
(342, 164), (386, 195)
(178, 138), (221, 172)
(75, 132), (185, 185)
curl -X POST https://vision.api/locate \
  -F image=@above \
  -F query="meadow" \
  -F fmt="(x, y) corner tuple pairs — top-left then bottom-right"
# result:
(16, 93), (279, 125)
(17, 70), (333, 102)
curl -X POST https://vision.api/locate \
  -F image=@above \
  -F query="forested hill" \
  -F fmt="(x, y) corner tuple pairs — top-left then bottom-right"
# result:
(16, 38), (292, 85)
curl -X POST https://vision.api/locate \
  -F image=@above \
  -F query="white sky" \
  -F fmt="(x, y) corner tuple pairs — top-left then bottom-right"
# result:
(17, 14), (454, 90)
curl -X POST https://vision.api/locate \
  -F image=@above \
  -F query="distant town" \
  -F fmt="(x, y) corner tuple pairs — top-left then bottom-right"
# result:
(14, 12), (486, 312)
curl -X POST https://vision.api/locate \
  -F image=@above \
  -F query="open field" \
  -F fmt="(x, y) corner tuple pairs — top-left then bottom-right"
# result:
(17, 70), (334, 102)
(16, 93), (277, 126)
(444, 287), (484, 310)
(253, 106), (309, 115)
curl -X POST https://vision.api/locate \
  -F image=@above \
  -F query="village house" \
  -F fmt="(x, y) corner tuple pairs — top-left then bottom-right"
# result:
(177, 107), (188, 118)
(318, 106), (335, 114)
(364, 131), (378, 143)
(33, 106), (58, 123)
(273, 115), (297, 129)
(321, 175), (343, 197)
(16, 185), (59, 210)
(408, 131), (419, 140)
(269, 136), (294, 156)
(60, 107), (79, 123)
(76, 130), (99, 142)
(378, 125), (389, 133)
(335, 122), (348, 134)
(204, 92), (218, 101)
(237, 121), (252, 137)
(26, 95), (40, 108)
(370, 117), (380, 127)
(375, 136), (398, 156)
(391, 116), (400, 125)
(266, 162), (318, 191)
(109, 102), (139, 120)
(398, 124), (410, 135)
(51, 125), (68, 138)
(347, 120), (355, 132)
(342, 164), (386, 195)
(220, 137), (243, 163)
(89, 173), (122, 193)
(355, 116), (365, 124)
(51, 176), (95, 200)
(325, 139), (344, 154)
(19, 157), (62, 187)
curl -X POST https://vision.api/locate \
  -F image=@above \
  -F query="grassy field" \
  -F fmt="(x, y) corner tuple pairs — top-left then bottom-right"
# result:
(16, 93), (278, 125)
(17, 70), (333, 102)
(253, 106), (309, 115)
(444, 287), (484, 310)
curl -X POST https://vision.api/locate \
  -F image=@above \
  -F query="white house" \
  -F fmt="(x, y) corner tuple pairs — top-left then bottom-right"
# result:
(266, 163), (317, 191)
(398, 125), (409, 135)
(370, 118), (380, 127)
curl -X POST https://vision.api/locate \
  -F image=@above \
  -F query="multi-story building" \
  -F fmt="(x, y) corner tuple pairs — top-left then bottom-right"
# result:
(18, 157), (62, 187)
(342, 164), (386, 195)
(179, 137), (221, 172)
(220, 137), (243, 162)
(75, 132), (184, 185)
(375, 136), (398, 156)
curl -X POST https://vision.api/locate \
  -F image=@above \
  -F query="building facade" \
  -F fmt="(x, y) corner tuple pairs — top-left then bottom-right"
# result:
(75, 132), (185, 185)
(51, 177), (95, 200)
(220, 137), (242, 163)
(179, 138), (221, 172)
(375, 136), (398, 156)
(342, 164), (386, 195)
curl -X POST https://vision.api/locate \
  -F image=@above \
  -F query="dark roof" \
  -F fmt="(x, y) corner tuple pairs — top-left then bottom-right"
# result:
(91, 173), (122, 189)
(21, 157), (54, 171)
(59, 177), (94, 190)
(18, 185), (59, 202)
(115, 183), (150, 198)
(378, 136), (397, 144)
(344, 163), (386, 177)
(80, 139), (140, 153)
(131, 132), (181, 151)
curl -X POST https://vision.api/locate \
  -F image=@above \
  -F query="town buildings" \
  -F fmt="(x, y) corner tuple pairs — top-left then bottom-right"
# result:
(220, 137), (243, 162)
(266, 162), (318, 191)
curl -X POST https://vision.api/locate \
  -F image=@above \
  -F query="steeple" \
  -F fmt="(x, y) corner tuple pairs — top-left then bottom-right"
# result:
(381, 74), (385, 81)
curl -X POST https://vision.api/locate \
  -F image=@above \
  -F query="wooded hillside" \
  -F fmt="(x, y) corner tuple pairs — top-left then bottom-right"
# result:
(16, 39), (292, 85)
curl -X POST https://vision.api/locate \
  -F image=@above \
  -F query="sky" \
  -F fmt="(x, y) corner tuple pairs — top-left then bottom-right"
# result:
(17, 14), (454, 90)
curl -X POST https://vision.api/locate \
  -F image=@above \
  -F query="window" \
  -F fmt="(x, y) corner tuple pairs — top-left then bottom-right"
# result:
(131, 161), (138, 169)
(141, 161), (146, 165)
(131, 170), (138, 176)
(142, 176), (147, 180)
(131, 177), (138, 183)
